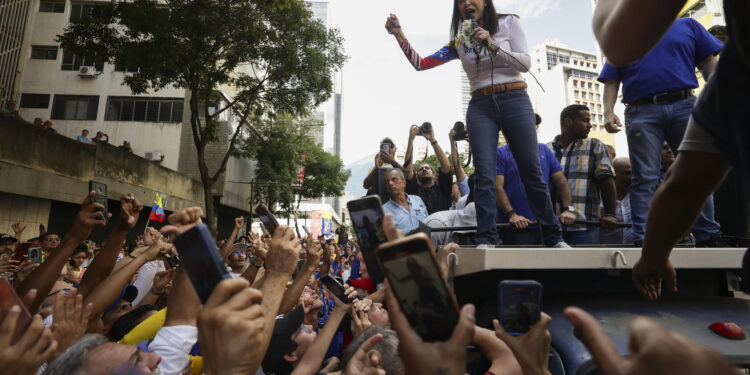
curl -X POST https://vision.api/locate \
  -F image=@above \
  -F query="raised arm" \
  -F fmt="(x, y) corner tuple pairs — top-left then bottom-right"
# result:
(403, 125), (418, 180)
(386, 13), (457, 71)
(220, 217), (244, 259)
(78, 194), (142, 297)
(278, 240), (322, 314)
(449, 130), (467, 183)
(16, 192), (105, 312)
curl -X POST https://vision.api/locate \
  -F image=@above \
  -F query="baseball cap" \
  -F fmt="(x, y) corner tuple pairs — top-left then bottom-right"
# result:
(0, 234), (18, 243)
(347, 277), (375, 293)
(261, 305), (306, 374)
(104, 285), (138, 314)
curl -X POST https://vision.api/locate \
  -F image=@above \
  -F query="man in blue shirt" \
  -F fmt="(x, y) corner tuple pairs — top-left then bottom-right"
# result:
(496, 144), (575, 245)
(382, 168), (428, 234)
(599, 17), (724, 246)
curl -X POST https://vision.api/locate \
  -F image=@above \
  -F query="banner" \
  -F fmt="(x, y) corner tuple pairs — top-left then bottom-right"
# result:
(321, 211), (333, 239)
(310, 210), (322, 240)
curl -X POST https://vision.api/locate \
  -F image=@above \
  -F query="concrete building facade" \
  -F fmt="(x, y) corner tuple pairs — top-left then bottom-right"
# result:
(528, 40), (615, 149)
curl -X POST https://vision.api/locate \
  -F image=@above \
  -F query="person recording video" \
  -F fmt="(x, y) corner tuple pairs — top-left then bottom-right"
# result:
(363, 137), (405, 193)
(386, 2), (566, 248)
(403, 123), (453, 214)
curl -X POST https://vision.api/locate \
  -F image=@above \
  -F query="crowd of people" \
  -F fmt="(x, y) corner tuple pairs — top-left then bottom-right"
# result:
(1, 0), (748, 374)
(1, 101), (133, 153)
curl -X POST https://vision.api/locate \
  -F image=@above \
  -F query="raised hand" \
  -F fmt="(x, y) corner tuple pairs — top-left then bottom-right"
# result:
(305, 240), (323, 270)
(198, 278), (266, 375)
(152, 269), (175, 294)
(14, 261), (39, 283)
(0, 307), (58, 375)
(69, 191), (108, 241)
(118, 194), (143, 230)
(51, 290), (93, 357)
(493, 314), (553, 375)
(350, 308), (372, 337)
(143, 227), (163, 246)
(345, 333), (386, 375)
(11, 223), (26, 237)
(234, 216), (245, 230)
(160, 207), (203, 235)
(265, 226), (302, 277)
(563, 306), (737, 375)
(385, 279), (475, 375)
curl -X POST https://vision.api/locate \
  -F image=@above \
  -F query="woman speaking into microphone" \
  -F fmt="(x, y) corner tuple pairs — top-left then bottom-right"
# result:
(385, 0), (566, 248)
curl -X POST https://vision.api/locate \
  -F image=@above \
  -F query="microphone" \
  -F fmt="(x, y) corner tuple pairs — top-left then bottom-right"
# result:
(465, 10), (489, 50)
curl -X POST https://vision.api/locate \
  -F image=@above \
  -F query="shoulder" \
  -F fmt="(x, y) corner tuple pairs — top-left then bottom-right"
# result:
(497, 13), (520, 20)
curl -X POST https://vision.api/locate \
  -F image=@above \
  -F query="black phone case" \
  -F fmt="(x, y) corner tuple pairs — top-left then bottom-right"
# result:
(173, 223), (230, 303)
(347, 196), (386, 284)
(88, 180), (109, 222)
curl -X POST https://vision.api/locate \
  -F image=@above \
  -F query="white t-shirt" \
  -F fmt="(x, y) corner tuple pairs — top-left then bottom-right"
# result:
(148, 325), (198, 375)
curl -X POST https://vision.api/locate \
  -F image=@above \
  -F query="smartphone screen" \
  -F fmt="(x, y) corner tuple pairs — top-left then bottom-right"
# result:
(255, 204), (279, 234)
(377, 233), (459, 342)
(89, 180), (109, 223)
(347, 196), (387, 284)
(320, 275), (355, 304)
(28, 247), (42, 265)
(173, 223), (230, 304)
(380, 143), (391, 154)
(0, 279), (32, 344)
(498, 280), (543, 336)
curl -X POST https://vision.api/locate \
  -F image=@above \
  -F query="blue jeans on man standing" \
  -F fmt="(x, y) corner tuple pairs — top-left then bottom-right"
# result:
(466, 90), (562, 246)
(625, 96), (721, 244)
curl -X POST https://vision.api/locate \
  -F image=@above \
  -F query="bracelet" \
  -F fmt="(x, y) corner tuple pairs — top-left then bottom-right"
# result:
(603, 213), (617, 218)
(505, 210), (516, 217)
(127, 253), (136, 259)
(430, 140), (438, 146)
(150, 287), (165, 295)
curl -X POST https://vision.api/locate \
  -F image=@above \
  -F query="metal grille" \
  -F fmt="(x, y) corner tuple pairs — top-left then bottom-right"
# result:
(0, 0), (31, 106)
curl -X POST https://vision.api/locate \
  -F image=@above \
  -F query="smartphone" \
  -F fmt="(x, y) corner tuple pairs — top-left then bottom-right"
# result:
(12, 242), (32, 262)
(255, 203), (279, 235)
(498, 280), (543, 336)
(347, 196), (387, 284)
(320, 275), (356, 304)
(376, 233), (459, 342)
(0, 279), (32, 344)
(173, 223), (230, 304)
(88, 180), (109, 223)
(380, 142), (391, 154)
(28, 247), (42, 265)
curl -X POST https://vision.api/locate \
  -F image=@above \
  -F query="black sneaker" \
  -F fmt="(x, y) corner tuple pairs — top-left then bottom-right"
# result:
(696, 233), (731, 247)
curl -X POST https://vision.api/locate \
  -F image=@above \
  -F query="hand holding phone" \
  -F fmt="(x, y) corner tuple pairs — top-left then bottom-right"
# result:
(320, 275), (357, 304)
(173, 223), (230, 303)
(255, 204), (279, 235)
(376, 233), (459, 342)
(88, 180), (109, 223)
(27, 247), (43, 265)
(347, 196), (387, 284)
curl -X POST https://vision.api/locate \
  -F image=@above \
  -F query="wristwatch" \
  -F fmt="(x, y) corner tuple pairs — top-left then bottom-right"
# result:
(562, 206), (575, 213)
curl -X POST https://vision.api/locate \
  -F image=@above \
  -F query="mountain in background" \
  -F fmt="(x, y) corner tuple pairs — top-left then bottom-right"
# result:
(344, 154), (376, 198)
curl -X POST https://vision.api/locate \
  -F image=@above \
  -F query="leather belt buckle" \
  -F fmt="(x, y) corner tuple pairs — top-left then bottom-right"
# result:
(652, 92), (669, 104)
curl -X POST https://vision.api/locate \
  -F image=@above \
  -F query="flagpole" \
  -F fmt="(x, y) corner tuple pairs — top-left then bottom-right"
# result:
(143, 218), (151, 235)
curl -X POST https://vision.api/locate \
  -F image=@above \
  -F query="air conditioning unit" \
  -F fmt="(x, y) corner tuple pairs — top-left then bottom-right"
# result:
(78, 66), (98, 77)
(145, 151), (164, 161)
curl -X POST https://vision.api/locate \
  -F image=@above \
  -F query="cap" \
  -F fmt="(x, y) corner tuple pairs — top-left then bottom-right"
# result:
(347, 277), (375, 293)
(104, 285), (138, 314)
(0, 234), (18, 243)
(261, 305), (306, 373)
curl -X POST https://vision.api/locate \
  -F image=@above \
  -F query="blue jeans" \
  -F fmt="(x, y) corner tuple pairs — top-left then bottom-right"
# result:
(624, 96), (721, 243)
(466, 90), (562, 246)
(563, 228), (600, 246)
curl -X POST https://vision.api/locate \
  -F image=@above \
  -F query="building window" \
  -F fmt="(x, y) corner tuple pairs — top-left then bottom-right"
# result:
(39, 0), (64, 13)
(593, 64), (597, 69)
(105, 97), (184, 123)
(61, 50), (103, 71)
(573, 80), (578, 87)
(596, 94), (601, 101)
(70, 3), (96, 21)
(114, 63), (139, 73)
(20, 94), (50, 108)
(597, 104), (602, 112)
(574, 91), (579, 98)
(595, 83), (600, 90)
(51, 95), (99, 120)
(31, 46), (58, 60)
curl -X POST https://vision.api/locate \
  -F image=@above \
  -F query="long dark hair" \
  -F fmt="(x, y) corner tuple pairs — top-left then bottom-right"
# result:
(450, 0), (499, 42)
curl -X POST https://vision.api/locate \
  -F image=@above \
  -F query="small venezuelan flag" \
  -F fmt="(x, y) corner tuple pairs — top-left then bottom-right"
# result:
(149, 193), (166, 223)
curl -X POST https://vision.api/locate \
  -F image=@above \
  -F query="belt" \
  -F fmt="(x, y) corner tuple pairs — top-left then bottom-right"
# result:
(471, 82), (528, 98)
(631, 89), (694, 105)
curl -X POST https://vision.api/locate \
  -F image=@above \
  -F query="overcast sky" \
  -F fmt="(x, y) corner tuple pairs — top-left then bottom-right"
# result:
(326, 0), (609, 164)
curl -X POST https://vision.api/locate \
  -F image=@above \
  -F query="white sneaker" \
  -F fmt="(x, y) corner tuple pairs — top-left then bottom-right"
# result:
(551, 241), (571, 248)
(476, 243), (495, 249)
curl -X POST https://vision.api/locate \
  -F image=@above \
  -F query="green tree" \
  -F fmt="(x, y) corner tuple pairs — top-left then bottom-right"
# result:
(237, 114), (350, 216)
(57, 0), (347, 233)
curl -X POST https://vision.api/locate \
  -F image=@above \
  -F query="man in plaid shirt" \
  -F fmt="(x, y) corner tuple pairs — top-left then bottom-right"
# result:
(548, 104), (618, 245)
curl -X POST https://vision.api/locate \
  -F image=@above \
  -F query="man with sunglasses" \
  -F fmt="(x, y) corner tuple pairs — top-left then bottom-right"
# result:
(41, 232), (61, 261)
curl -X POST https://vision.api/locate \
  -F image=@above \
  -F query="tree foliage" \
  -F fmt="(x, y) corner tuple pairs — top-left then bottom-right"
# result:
(57, 0), (347, 232)
(237, 115), (350, 215)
